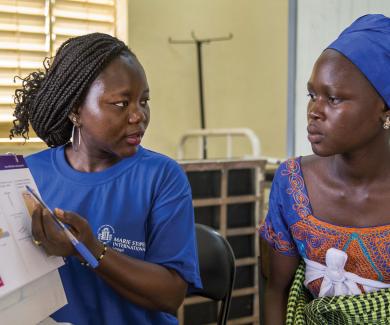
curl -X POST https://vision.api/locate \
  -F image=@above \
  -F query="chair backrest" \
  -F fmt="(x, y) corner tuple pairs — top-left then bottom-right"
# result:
(192, 223), (236, 325)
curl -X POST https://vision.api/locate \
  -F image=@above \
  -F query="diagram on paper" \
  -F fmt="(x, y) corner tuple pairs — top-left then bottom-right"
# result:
(0, 228), (9, 240)
(0, 167), (64, 300)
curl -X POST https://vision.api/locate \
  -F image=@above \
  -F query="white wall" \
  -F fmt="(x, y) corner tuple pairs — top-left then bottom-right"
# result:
(294, 0), (390, 156)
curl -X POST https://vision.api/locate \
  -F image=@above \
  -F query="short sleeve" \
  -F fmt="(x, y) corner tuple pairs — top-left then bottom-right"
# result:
(145, 160), (202, 290)
(258, 162), (299, 256)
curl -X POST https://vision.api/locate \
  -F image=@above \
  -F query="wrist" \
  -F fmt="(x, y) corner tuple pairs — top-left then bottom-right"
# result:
(90, 239), (105, 259)
(79, 241), (107, 267)
(73, 238), (101, 260)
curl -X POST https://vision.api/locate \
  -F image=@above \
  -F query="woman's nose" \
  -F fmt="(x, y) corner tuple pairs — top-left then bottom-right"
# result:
(128, 108), (145, 124)
(308, 108), (321, 120)
(308, 99), (324, 120)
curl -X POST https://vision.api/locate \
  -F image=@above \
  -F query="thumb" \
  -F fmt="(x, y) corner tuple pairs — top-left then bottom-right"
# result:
(54, 208), (66, 220)
(54, 208), (87, 230)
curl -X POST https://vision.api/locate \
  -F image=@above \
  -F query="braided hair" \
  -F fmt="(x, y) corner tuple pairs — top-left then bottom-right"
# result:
(10, 33), (133, 147)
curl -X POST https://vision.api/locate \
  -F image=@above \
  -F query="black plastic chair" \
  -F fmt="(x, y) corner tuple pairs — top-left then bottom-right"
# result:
(191, 223), (236, 325)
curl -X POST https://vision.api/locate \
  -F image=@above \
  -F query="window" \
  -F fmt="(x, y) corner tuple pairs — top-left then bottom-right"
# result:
(0, 0), (126, 153)
(0, 0), (125, 126)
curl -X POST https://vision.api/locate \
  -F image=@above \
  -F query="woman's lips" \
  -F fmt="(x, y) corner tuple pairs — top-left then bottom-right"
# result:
(307, 133), (324, 143)
(126, 132), (143, 145)
(307, 125), (323, 143)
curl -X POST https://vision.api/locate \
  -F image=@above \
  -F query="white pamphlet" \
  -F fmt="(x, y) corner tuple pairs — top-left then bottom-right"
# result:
(0, 154), (67, 324)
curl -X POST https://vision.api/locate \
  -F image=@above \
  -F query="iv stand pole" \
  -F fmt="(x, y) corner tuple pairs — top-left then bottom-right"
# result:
(169, 32), (233, 159)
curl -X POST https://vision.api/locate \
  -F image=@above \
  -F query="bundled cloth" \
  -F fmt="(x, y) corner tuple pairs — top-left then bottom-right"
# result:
(285, 262), (390, 325)
(304, 248), (390, 297)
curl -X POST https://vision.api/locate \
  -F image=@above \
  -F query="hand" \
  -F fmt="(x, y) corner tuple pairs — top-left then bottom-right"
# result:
(31, 204), (103, 259)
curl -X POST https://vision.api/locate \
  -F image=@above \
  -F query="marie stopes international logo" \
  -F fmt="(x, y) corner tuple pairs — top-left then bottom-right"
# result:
(97, 224), (146, 253)
(97, 225), (114, 244)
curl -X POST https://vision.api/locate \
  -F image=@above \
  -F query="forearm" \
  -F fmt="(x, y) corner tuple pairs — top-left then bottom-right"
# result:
(94, 247), (187, 314)
(264, 283), (289, 325)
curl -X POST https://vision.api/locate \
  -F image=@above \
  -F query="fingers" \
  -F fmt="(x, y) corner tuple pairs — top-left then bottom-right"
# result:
(31, 207), (95, 258)
(31, 205), (64, 249)
(55, 208), (88, 234)
(55, 208), (96, 252)
(22, 192), (35, 217)
(41, 208), (62, 242)
(34, 207), (74, 256)
(31, 203), (46, 243)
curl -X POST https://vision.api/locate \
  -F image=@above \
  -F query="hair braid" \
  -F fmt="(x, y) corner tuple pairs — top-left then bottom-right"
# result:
(10, 33), (134, 147)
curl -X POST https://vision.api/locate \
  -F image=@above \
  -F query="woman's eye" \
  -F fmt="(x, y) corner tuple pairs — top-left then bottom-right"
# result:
(140, 98), (150, 107)
(328, 96), (342, 105)
(307, 93), (316, 101)
(113, 101), (128, 108)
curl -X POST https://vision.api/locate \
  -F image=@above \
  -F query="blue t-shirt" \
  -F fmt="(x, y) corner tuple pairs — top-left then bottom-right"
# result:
(26, 145), (202, 325)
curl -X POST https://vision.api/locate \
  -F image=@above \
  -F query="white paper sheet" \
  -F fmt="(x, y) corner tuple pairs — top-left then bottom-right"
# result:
(0, 155), (67, 324)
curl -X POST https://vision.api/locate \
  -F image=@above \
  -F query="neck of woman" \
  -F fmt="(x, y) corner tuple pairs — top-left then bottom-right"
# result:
(64, 144), (122, 173)
(331, 138), (390, 184)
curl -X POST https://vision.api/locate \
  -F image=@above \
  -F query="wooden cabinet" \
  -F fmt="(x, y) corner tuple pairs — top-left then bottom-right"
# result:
(178, 159), (266, 325)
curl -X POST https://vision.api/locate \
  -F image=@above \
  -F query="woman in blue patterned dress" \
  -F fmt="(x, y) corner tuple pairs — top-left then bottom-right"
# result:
(259, 14), (390, 324)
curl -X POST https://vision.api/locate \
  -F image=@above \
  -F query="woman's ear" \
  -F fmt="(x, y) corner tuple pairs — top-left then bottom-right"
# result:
(379, 102), (389, 119)
(382, 108), (390, 130)
(69, 112), (81, 127)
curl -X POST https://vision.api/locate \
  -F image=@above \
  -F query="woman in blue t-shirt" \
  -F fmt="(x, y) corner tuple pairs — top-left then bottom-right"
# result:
(10, 33), (202, 325)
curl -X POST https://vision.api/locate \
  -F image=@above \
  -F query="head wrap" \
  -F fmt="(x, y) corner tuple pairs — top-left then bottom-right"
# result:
(327, 14), (390, 109)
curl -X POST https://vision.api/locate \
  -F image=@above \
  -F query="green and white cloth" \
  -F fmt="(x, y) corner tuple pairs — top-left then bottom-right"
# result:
(285, 263), (390, 325)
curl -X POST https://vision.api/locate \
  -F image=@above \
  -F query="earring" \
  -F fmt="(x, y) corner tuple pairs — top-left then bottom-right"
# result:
(71, 125), (81, 152)
(384, 116), (390, 130)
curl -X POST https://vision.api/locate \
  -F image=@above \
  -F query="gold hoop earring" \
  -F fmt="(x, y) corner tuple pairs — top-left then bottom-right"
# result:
(383, 116), (390, 130)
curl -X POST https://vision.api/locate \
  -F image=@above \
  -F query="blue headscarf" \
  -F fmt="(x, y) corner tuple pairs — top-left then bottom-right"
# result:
(327, 14), (390, 109)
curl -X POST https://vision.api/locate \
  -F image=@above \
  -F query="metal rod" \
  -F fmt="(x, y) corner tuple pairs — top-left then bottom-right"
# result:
(191, 31), (233, 43)
(196, 41), (205, 130)
(168, 32), (233, 159)
(168, 32), (233, 44)
(196, 40), (207, 158)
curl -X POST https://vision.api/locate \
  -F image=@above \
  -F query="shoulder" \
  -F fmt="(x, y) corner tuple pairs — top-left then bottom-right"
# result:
(270, 156), (315, 197)
(141, 147), (175, 163)
(25, 148), (58, 188)
(141, 147), (185, 175)
(300, 154), (321, 171)
(266, 157), (304, 200)
(300, 154), (330, 180)
(25, 147), (54, 169)
(26, 147), (52, 161)
(140, 147), (189, 190)
(269, 157), (313, 220)
(139, 149), (192, 203)
(274, 156), (303, 180)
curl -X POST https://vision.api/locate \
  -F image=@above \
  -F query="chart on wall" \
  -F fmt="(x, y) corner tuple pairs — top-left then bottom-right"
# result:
(293, 0), (390, 156)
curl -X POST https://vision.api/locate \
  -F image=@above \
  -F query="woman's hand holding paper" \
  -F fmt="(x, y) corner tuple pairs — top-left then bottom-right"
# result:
(30, 204), (103, 260)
